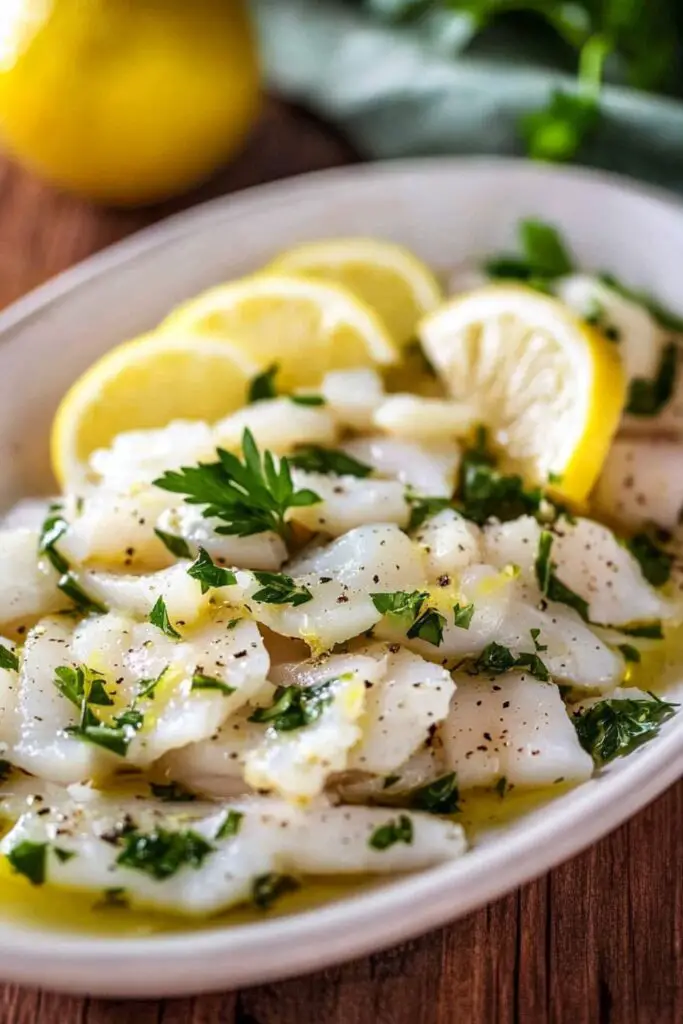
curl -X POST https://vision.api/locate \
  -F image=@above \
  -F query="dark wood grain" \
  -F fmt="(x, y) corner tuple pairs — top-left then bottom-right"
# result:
(0, 97), (681, 1024)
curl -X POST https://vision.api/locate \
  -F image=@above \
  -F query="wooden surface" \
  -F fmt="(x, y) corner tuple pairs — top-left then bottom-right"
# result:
(0, 98), (681, 1024)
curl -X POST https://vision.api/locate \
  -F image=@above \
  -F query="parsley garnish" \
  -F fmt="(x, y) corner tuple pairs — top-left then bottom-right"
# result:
(249, 679), (336, 731)
(618, 644), (641, 663)
(137, 667), (169, 701)
(382, 774), (401, 790)
(530, 628), (547, 652)
(513, 651), (550, 682)
(53, 847), (76, 864)
(115, 828), (214, 880)
(39, 503), (70, 574)
(248, 363), (279, 404)
(453, 602), (475, 630)
(149, 596), (181, 640)
(290, 394), (326, 407)
(371, 590), (444, 647)
(251, 571), (312, 607)
(626, 532), (674, 587)
(619, 622), (663, 640)
(626, 342), (678, 417)
(57, 572), (107, 615)
(368, 814), (414, 851)
(410, 773), (460, 814)
(288, 445), (373, 478)
(406, 608), (446, 646)
(457, 430), (542, 525)
(154, 528), (192, 560)
(216, 809), (244, 840)
(573, 693), (677, 766)
(0, 760), (11, 783)
(472, 642), (550, 681)
(149, 781), (197, 802)
(187, 547), (237, 594)
(55, 664), (145, 757)
(7, 841), (47, 885)
(154, 428), (321, 542)
(534, 531), (590, 621)
(0, 643), (19, 672)
(191, 672), (236, 696)
(252, 873), (300, 910)
(407, 495), (453, 532)
(485, 219), (573, 285)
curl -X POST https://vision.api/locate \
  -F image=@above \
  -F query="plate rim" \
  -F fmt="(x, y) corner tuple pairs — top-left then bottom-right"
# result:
(0, 155), (682, 995)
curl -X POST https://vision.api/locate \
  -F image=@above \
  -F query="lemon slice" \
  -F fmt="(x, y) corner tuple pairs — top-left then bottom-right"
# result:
(51, 333), (260, 490)
(266, 237), (443, 348)
(419, 284), (627, 503)
(162, 274), (399, 388)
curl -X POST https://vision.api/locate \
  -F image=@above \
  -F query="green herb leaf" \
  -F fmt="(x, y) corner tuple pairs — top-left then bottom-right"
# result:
(472, 642), (549, 681)
(153, 528), (193, 560)
(382, 774), (401, 790)
(534, 531), (590, 621)
(410, 773), (460, 814)
(154, 429), (321, 541)
(137, 667), (169, 702)
(39, 503), (70, 574)
(251, 571), (313, 607)
(288, 445), (373, 478)
(618, 644), (641, 663)
(371, 590), (427, 621)
(149, 596), (181, 640)
(619, 622), (663, 640)
(7, 841), (47, 885)
(248, 363), (279, 404)
(191, 673), (236, 696)
(485, 219), (574, 282)
(187, 547), (237, 594)
(252, 872), (300, 910)
(248, 679), (336, 732)
(368, 814), (414, 851)
(453, 603), (475, 630)
(573, 693), (677, 765)
(530, 628), (548, 652)
(290, 394), (326, 407)
(521, 90), (599, 164)
(149, 781), (197, 803)
(0, 760), (11, 783)
(57, 572), (107, 614)
(457, 433), (542, 525)
(216, 809), (244, 840)
(513, 651), (550, 682)
(53, 847), (76, 863)
(535, 529), (554, 596)
(115, 828), (214, 880)
(406, 608), (446, 647)
(627, 342), (678, 418)
(407, 495), (454, 532)
(74, 722), (134, 757)
(0, 643), (19, 672)
(494, 776), (509, 798)
(626, 532), (674, 587)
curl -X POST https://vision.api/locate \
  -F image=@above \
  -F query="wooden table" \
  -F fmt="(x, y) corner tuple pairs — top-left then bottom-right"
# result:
(0, 99), (681, 1024)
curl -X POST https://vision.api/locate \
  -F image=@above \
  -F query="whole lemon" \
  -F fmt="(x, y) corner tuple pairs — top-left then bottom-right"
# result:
(0, 0), (260, 205)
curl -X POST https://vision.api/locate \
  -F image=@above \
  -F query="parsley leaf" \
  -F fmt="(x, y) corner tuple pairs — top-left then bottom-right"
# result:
(6, 841), (47, 885)
(251, 571), (313, 607)
(485, 219), (573, 284)
(57, 572), (107, 614)
(573, 693), (677, 765)
(372, 590), (445, 647)
(116, 828), (214, 880)
(453, 603), (475, 629)
(39, 503), (70, 574)
(406, 607), (446, 646)
(626, 532), (674, 587)
(290, 394), (326, 407)
(149, 596), (181, 640)
(0, 760), (11, 783)
(457, 432), (542, 525)
(626, 342), (678, 417)
(252, 872), (300, 910)
(149, 781), (197, 802)
(410, 773), (460, 814)
(154, 528), (193, 560)
(187, 547), (237, 594)
(249, 679), (336, 732)
(368, 814), (414, 851)
(534, 531), (590, 622)
(216, 809), (244, 840)
(154, 429), (321, 542)
(0, 643), (19, 672)
(54, 665), (114, 717)
(248, 363), (279, 404)
(288, 445), (373, 478)
(407, 495), (454, 532)
(530, 628), (547, 652)
(191, 672), (236, 696)
(513, 651), (550, 682)
(618, 644), (641, 663)
(619, 622), (663, 640)
(472, 642), (550, 681)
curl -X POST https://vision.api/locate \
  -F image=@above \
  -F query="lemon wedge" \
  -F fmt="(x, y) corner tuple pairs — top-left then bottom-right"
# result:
(161, 274), (399, 389)
(419, 284), (627, 503)
(266, 237), (443, 348)
(51, 333), (260, 490)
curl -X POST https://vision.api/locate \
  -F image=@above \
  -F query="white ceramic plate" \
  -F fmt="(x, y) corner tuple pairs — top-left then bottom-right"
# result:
(1, 158), (682, 998)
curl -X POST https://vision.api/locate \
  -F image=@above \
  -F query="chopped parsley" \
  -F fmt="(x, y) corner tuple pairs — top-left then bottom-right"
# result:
(53, 847), (76, 864)
(371, 590), (444, 647)
(55, 664), (145, 757)
(6, 841), (47, 885)
(137, 667), (169, 701)
(115, 828), (214, 880)
(57, 572), (107, 615)
(0, 760), (11, 783)
(619, 622), (663, 640)
(485, 219), (573, 286)
(410, 773), (460, 814)
(382, 774), (402, 790)
(618, 644), (641, 663)
(406, 608), (446, 646)
(407, 495), (454, 532)
(288, 445), (373, 478)
(154, 428), (321, 542)
(472, 642), (550, 681)
(215, 809), (244, 840)
(453, 602), (475, 630)
(626, 342), (678, 417)
(251, 571), (313, 607)
(191, 672), (235, 696)
(149, 781), (197, 802)
(0, 643), (19, 672)
(39, 503), (70, 574)
(153, 528), (193, 560)
(249, 679), (336, 732)
(368, 814), (414, 851)
(248, 363), (279, 404)
(149, 596), (182, 640)
(252, 872), (300, 910)
(626, 532), (674, 587)
(54, 664), (114, 720)
(534, 531), (590, 622)
(573, 693), (677, 766)
(530, 628), (547, 652)
(187, 547), (237, 593)
(457, 430), (543, 526)
(290, 394), (326, 407)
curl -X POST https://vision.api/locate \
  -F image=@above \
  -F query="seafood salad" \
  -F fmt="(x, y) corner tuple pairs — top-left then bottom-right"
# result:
(0, 221), (682, 923)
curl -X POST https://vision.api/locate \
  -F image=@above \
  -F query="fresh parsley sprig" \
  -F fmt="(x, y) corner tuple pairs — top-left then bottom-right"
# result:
(187, 547), (237, 594)
(573, 693), (677, 765)
(154, 429), (321, 543)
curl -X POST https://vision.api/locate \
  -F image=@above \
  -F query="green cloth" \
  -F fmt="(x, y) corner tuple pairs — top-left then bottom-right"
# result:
(251, 0), (683, 193)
